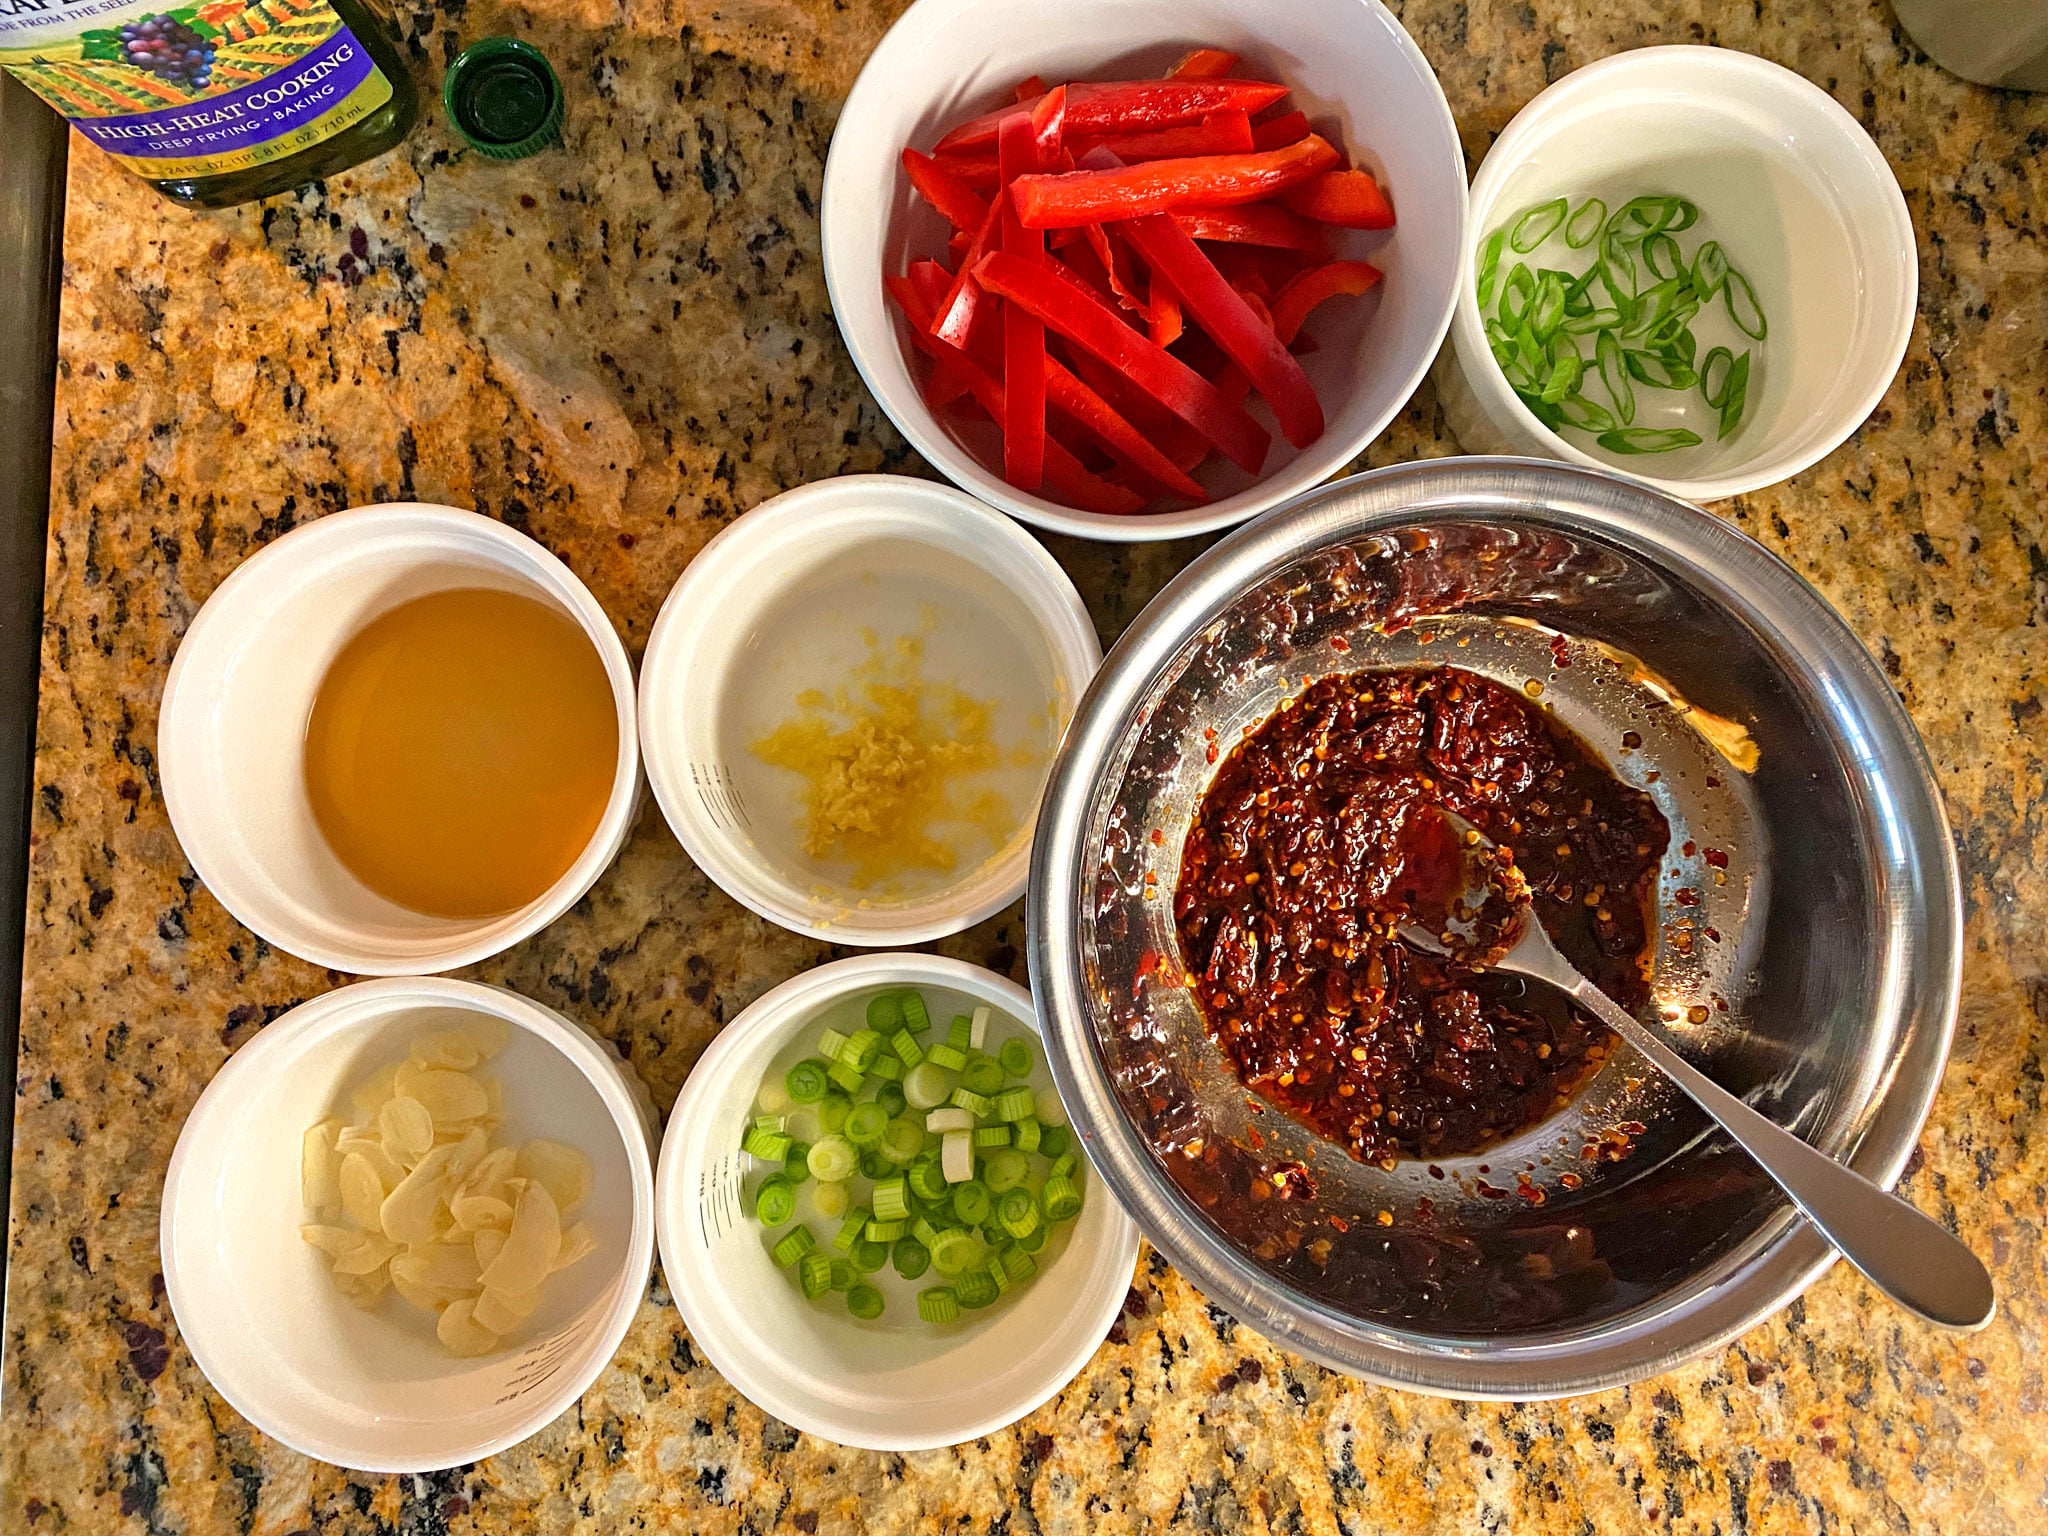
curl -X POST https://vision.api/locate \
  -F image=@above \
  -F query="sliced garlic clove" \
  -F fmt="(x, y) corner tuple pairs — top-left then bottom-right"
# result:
(409, 1029), (484, 1071)
(339, 1152), (390, 1230)
(348, 1062), (399, 1116)
(333, 1233), (401, 1275)
(410, 1069), (490, 1126)
(450, 1194), (514, 1234)
(479, 1180), (561, 1294)
(301, 1223), (360, 1259)
(388, 1258), (462, 1315)
(472, 1226), (508, 1272)
(516, 1139), (594, 1213)
(301, 1119), (342, 1213)
(551, 1221), (598, 1273)
(472, 1284), (540, 1334)
(378, 1096), (436, 1165)
(444, 1126), (491, 1185)
(436, 1296), (499, 1357)
(334, 1266), (391, 1309)
(403, 1240), (481, 1290)
(378, 1142), (458, 1244)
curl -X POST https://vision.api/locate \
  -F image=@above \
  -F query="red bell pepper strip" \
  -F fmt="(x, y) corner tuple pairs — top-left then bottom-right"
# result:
(999, 112), (1048, 492)
(972, 249), (1271, 473)
(1175, 203), (1329, 254)
(936, 78), (1289, 154)
(888, 273), (972, 406)
(930, 152), (998, 190)
(1148, 271), (1183, 348)
(1167, 47), (1240, 79)
(887, 275), (1145, 514)
(902, 148), (989, 232)
(1270, 260), (1384, 345)
(1279, 168), (1396, 228)
(1081, 222), (1147, 313)
(1014, 74), (1047, 103)
(1009, 134), (1341, 229)
(933, 198), (1001, 347)
(1074, 111), (1253, 161)
(1102, 172), (1324, 447)
(1248, 109), (1311, 151)
(908, 259), (954, 312)
(1030, 84), (1067, 160)
(947, 228), (971, 264)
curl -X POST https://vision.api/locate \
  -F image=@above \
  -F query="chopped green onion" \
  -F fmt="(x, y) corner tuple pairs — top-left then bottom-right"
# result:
(961, 1055), (1006, 1096)
(926, 1106), (974, 1134)
(828, 1258), (857, 1292)
(1499, 262), (1535, 325)
(866, 1053), (902, 1083)
(752, 1113), (786, 1135)
(1564, 197), (1606, 248)
(954, 1269), (999, 1309)
(1050, 1152), (1078, 1180)
(1689, 238), (1728, 299)
(844, 1102), (889, 1148)
(941, 1130), (974, 1183)
(1528, 272), (1567, 340)
(1596, 427), (1704, 454)
(998, 1037), (1035, 1078)
(893, 1237), (931, 1279)
(858, 1148), (892, 1181)
(811, 1179), (850, 1220)
(951, 1179), (993, 1226)
(1001, 1247), (1037, 1284)
(1538, 354), (1581, 403)
(881, 1115), (926, 1164)
(784, 1059), (830, 1104)
(1556, 392), (1617, 433)
(912, 1215), (945, 1248)
(833, 1207), (872, 1253)
(1595, 330), (1633, 424)
(899, 991), (931, 1034)
(1722, 268), (1766, 339)
(972, 1125), (1011, 1148)
(903, 1061), (953, 1110)
(865, 1217), (907, 1241)
(871, 1175), (909, 1222)
(908, 1159), (949, 1204)
(1560, 306), (1623, 335)
(875, 1081), (907, 1119)
(930, 1227), (981, 1276)
(825, 1060), (866, 1095)
(799, 1249), (834, 1299)
(1716, 349), (1751, 439)
(817, 1027), (851, 1063)
(998, 1186), (1040, 1238)
(865, 992), (903, 1034)
(1038, 1125), (1071, 1160)
(1017, 1222), (1047, 1254)
(1041, 1175), (1082, 1223)
(742, 1127), (793, 1162)
(950, 1087), (994, 1117)
(1475, 227), (1506, 309)
(1641, 231), (1684, 283)
(843, 1029), (883, 1071)
(1509, 196), (1568, 253)
(852, 1239), (889, 1273)
(772, 1225), (816, 1267)
(846, 1282), (884, 1320)
(947, 1015), (973, 1051)
(987, 1254), (1013, 1296)
(817, 1092), (851, 1134)
(1624, 350), (1696, 390)
(1013, 1117), (1042, 1154)
(890, 1029), (924, 1067)
(782, 1140), (812, 1183)
(918, 1286), (959, 1324)
(807, 1135), (856, 1184)
(993, 1086), (1036, 1123)
(984, 1147), (1031, 1192)
(969, 1007), (990, 1049)
(926, 1043), (967, 1072)
(754, 1176), (796, 1227)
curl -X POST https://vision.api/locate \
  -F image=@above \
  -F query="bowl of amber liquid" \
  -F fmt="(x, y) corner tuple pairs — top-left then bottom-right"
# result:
(1029, 457), (1961, 1397)
(160, 504), (640, 975)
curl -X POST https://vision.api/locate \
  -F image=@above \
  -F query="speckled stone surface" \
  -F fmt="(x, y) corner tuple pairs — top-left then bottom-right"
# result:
(4, 0), (2044, 1530)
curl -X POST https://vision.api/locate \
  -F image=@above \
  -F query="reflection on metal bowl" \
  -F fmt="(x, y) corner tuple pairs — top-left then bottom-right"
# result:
(1028, 457), (1960, 1398)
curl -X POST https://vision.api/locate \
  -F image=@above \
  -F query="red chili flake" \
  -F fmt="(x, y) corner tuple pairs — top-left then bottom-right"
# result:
(1704, 848), (1729, 869)
(1206, 744), (1220, 763)
(1673, 887), (1700, 907)
(1330, 635), (1351, 653)
(1132, 950), (1161, 998)
(1150, 828), (1165, 846)
(1550, 634), (1571, 667)
(1682, 840), (1698, 857)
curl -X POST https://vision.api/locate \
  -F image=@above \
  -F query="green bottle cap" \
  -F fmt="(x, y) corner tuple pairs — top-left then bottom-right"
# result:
(442, 37), (564, 160)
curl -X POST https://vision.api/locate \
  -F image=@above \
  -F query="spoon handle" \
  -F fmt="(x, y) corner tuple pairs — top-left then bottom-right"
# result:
(1559, 975), (1996, 1332)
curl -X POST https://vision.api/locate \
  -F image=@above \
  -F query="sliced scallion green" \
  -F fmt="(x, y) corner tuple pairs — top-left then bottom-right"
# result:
(1563, 197), (1606, 248)
(984, 1148), (1031, 1192)
(950, 1087), (994, 1117)
(899, 991), (931, 1034)
(872, 1176), (910, 1222)
(799, 1249), (834, 1299)
(825, 1060), (866, 1095)
(1476, 227), (1506, 309)
(864, 992), (903, 1034)
(875, 1081), (907, 1119)
(1038, 1125), (1071, 1160)
(828, 1258), (857, 1292)
(998, 1037), (1034, 1078)
(893, 1237), (930, 1279)
(833, 1207), (872, 1254)
(1723, 269), (1767, 339)
(880, 1115), (926, 1164)
(972, 1125), (1011, 1148)
(1041, 1175), (1082, 1224)
(918, 1286), (959, 1324)
(785, 1059), (830, 1104)
(1716, 350), (1751, 439)
(1596, 426), (1705, 454)
(930, 1227), (981, 1277)
(852, 1239), (889, 1273)
(1509, 196), (1568, 253)
(844, 1102), (889, 1148)
(817, 1092), (851, 1134)
(951, 1179), (993, 1226)
(1013, 1117), (1042, 1154)
(946, 1014), (973, 1051)
(889, 1029), (924, 1067)
(961, 1054), (1006, 1096)
(817, 1027), (852, 1063)
(954, 1268), (999, 1309)
(772, 1224), (816, 1267)
(925, 1042), (967, 1072)
(846, 1282), (884, 1320)
(998, 1187), (1040, 1239)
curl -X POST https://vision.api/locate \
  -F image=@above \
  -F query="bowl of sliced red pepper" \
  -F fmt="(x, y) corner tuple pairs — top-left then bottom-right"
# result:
(821, 0), (1467, 541)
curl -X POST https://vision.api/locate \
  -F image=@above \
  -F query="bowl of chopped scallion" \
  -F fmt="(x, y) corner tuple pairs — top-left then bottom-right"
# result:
(654, 953), (1139, 1450)
(1436, 45), (1915, 501)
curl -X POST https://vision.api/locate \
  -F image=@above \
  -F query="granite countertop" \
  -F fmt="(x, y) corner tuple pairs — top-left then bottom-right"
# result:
(6, 0), (2045, 1529)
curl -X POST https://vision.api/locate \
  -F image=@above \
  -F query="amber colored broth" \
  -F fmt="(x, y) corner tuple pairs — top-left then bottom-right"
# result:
(303, 588), (618, 919)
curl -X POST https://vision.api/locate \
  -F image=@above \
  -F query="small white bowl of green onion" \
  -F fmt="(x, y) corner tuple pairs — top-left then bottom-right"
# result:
(1435, 45), (1915, 501)
(654, 954), (1139, 1450)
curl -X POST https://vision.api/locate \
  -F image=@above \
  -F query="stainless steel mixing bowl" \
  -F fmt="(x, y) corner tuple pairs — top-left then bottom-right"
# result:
(1028, 457), (1961, 1398)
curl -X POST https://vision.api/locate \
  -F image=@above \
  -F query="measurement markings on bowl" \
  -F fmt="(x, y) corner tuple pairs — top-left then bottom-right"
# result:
(690, 762), (753, 831)
(699, 1154), (747, 1244)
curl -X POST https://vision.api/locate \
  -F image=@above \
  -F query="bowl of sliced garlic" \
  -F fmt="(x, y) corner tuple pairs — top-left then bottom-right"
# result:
(161, 977), (657, 1473)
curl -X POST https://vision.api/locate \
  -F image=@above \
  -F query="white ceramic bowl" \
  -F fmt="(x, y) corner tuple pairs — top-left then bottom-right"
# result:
(161, 978), (659, 1473)
(656, 954), (1140, 1450)
(1435, 46), (1917, 501)
(821, 0), (1467, 541)
(638, 475), (1100, 945)
(158, 504), (641, 976)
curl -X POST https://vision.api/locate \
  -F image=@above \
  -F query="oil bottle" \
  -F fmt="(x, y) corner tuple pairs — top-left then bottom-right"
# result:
(0, 0), (417, 207)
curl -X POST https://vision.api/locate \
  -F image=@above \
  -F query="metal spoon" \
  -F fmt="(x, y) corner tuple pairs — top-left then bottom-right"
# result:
(1401, 820), (1995, 1333)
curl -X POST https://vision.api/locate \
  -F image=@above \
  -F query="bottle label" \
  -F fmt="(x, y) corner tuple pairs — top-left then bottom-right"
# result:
(0, 0), (394, 181)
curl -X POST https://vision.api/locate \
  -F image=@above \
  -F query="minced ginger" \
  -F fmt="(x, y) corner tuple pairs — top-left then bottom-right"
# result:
(750, 631), (1028, 890)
